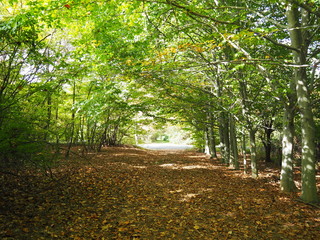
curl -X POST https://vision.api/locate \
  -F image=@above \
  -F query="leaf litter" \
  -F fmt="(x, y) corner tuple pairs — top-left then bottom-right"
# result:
(0, 146), (319, 239)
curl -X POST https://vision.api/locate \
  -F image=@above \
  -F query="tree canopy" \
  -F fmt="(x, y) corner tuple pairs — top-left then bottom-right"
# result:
(1, 0), (320, 203)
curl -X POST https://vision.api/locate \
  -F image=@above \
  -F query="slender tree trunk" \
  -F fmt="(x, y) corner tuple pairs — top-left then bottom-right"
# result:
(66, 80), (76, 158)
(79, 116), (87, 156)
(262, 120), (274, 163)
(280, 105), (298, 192)
(44, 92), (52, 141)
(239, 80), (256, 176)
(208, 126), (217, 158)
(205, 129), (210, 155)
(88, 122), (97, 150)
(218, 114), (226, 163)
(229, 114), (239, 169)
(242, 130), (248, 174)
(79, 116), (84, 143)
(55, 100), (60, 154)
(286, 3), (318, 203)
(221, 113), (230, 165)
(207, 111), (217, 158)
(98, 126), (108, 151)
(216, 76), (228, 163)
(249, 128), (258, 178)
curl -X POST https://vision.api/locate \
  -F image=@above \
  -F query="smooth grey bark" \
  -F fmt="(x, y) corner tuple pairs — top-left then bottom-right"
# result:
(66, 80), (76, 158)
(218, 119), (226, 163)
(206, 126), (217, 157)
(280, 104), (298, 192)
(286, 3), (318, 203)
(225, 114), (230, 165)
(215, 76), (229, 163)
(207, 111), (217, 158)
(261, 120), (274, 163)
(280, 67), (297, 192)
(249, 128), (258, 178)
(220, 112), (230, 165)
(208, 127), (217, 158)
(242, 130), (248, 174)
(54, 99), (60, 154)
(229, 114), (239, 169)
(205, 130), (210, 155)
(239, 80), (258, 177)
(44, 92), (52, 141)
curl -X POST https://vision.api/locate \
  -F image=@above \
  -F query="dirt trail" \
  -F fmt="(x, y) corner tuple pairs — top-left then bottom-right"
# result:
(1, 147), (319, 239)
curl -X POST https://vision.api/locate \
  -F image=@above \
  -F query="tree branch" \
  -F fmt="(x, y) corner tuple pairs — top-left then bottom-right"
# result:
(259, 33), (300, 52)
(287, 0), (320, 18)
(164, 0), (237, 25)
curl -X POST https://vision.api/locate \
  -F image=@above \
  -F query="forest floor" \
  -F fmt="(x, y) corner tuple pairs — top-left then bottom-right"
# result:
(1, 146), (320, 240)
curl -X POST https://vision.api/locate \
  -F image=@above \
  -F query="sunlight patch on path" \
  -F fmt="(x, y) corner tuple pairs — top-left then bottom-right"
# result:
(138, 143), (194, 150)
(179, 193), (199, 202)
(170, 188), (215, 202)
(159, 163), (219, 170)
(132, 165), (147, 169)
(182, 165), (209, 169)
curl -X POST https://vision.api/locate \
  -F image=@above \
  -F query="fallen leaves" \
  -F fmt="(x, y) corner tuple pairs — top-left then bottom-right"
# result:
(0, 146), (320, 239)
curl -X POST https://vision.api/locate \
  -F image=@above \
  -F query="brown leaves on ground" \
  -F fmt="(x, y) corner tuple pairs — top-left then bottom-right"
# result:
(1, 147), (320, 239)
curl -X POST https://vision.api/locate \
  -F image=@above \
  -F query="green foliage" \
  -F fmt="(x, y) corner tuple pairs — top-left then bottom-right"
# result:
(0, 0), (319, 177)
(0, 117), (49, 169)
(189, 129), (206, 151)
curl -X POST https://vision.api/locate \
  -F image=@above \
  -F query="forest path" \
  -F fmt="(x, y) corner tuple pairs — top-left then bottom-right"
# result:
(138, 143), (194, 150)
(1, 147), (319, 239)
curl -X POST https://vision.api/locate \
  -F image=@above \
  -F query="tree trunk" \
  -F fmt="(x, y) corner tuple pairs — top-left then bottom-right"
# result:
(218, 113), (227, 163)
(44, 92), (52, 141)
(208, 127), (217, 158)
(205, 130), (210, 155)
(218, 124), (225, 162)
(66, 80), (76, 158)
(286, 3), (318, 203)
(207, 111), (217, 158)
(219, 112), (230, 165)
(242, 130), (248, 174)
(280, 105), (298, 192)
(262, 120), (274, 163)
(54, 100), (60, 154)
(239, 80), (256, 176)
(249, 128), (258, 178)
(222, 113), (230, 165)
(229, 114), (239, 169)
(216, 76), (228, 163)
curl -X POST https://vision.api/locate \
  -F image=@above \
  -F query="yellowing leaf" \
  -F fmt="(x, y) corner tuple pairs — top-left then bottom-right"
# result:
(194, 225), (200, 230)
(101, 224), (113, 230)
(118, 227), (128, 232)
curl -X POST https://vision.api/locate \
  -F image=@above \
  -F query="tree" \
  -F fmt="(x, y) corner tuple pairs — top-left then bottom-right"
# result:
(139, 0), (319, 202)
(1, 0), (319, 204)
(0, 9), (53, 167)
(285, 1), (318, 203)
